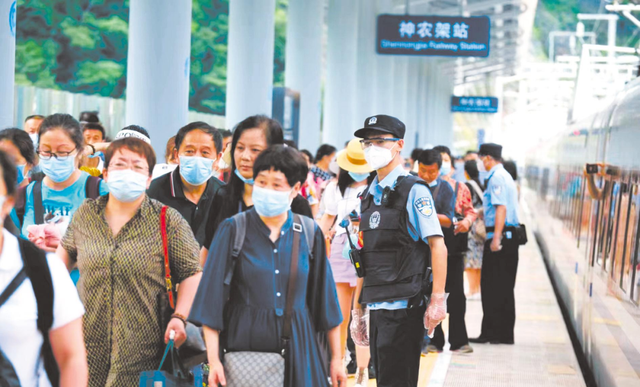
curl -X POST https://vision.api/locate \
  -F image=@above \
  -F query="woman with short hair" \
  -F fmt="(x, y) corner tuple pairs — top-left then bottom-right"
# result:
(191, 145), (346, 387)
(56, 137), (202, 387)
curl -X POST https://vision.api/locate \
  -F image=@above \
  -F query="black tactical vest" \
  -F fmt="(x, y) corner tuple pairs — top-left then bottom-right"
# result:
(359, 175), (431, 304)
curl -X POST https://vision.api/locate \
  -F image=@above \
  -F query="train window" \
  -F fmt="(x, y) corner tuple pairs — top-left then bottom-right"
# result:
(625, 184), (640, 301)
(577, 179), (591, 249)
(611, 181), (630, 286)
(604, 182), (621, 273)
(591, 195), (603, 267)
(595, 179), (615, 268)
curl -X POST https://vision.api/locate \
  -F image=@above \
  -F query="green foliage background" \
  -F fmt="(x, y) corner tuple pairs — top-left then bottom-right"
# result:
(532, 0), (640, 59)
(15, 0), (288, 116)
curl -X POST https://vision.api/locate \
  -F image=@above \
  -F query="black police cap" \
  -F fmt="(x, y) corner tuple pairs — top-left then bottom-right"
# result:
(354, 115), (406, 139)
(478, 143), (502, 160)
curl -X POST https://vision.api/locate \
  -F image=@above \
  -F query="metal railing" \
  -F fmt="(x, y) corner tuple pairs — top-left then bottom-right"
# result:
(12, 85), (225, 139)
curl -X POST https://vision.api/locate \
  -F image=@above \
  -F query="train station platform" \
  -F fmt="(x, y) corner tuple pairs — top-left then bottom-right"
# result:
(348, 201), (586, 387)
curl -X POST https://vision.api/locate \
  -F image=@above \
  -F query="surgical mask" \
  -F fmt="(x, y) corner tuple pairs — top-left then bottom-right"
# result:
(364, 144), (396, 170)
(252, 185), (292, 217)
(107, 169), (148, 202)
(16, 165), (26, 185)
(217, 158), (229, 170)
(440, 161), (452, 176)
(39, 156), (76, 183)
(0, 195), (6, 225)
(234, 169), (254, 185)
(88, 151), (103, 159)
(29, 133), (38, 146)
(348, 171), (370, 182)
(179, 156), (215, 186)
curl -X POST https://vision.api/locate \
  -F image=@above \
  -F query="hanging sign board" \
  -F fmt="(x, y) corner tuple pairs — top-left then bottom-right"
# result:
(451, 96), (498, 113)
(377, 14), (490, 57)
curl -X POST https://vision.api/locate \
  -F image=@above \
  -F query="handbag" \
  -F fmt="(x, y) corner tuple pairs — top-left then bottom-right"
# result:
(158, 206), (207, 369)
(139, 334), (192, 387)
(223, 214), (303, 387)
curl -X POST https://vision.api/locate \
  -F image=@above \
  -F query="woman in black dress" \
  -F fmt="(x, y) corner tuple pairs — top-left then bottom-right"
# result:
(199, 115), (312, 265)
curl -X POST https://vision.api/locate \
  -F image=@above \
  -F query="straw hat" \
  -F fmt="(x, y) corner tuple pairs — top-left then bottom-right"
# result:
(337, 139), (374, 173)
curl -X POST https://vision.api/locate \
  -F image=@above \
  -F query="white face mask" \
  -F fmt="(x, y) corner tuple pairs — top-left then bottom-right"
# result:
(364, 144), (397, 170)
(477, 159), (486, 173)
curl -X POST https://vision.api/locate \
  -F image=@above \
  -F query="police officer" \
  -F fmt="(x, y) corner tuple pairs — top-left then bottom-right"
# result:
(352, 115), (448, 387)
(469, 143), (520, 345)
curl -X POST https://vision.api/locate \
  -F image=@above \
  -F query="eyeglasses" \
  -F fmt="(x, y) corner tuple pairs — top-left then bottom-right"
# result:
(359, 137), (401, 149)
(108, 161), (149, 174)
(37, 148), (78, 161)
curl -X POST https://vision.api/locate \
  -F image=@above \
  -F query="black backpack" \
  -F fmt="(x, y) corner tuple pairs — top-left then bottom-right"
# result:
(0, 239), (57, 386)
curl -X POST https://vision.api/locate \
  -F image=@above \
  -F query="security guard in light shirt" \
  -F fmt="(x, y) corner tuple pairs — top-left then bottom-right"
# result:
(351, 115), (448, 387)
(470, 143), (520, 345)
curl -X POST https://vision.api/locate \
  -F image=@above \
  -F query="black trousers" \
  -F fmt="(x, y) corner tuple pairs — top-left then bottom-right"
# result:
(479, 240), (519, 342)
(370, 304), (426, 387)
(431, 253), (469, 350)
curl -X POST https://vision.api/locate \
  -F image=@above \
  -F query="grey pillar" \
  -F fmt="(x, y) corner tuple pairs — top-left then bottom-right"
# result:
(285, 0), (323, 151)
(126, 0), (192, 154)
(226, 0), (276, 129)
(1, 0), (16, 128)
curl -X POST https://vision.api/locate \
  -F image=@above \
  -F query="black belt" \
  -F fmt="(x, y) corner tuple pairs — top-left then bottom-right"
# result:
(486, 225), (518, 233)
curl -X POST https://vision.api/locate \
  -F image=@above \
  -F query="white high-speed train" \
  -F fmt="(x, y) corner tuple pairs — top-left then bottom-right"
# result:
(526, 76), (640, 387)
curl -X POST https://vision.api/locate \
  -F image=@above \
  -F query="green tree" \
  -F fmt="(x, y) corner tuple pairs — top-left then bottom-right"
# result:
(15, 0), (289, 116)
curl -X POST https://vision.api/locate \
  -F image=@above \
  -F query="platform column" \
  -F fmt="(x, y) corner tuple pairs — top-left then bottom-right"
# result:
(126, 0), (192, 154)
(285, 0), (323, 151)
(0, 0), (16, 128)
(226, 0), (276, 129)
(323, 0), (359, 147)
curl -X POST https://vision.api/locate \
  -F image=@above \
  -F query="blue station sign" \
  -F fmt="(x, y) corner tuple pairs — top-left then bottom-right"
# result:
(451, 96), (498, 113)
(377, 14), (490, 57)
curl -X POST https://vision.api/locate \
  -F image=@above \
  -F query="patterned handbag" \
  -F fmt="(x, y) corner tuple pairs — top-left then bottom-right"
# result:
(223, 215), (303, 387)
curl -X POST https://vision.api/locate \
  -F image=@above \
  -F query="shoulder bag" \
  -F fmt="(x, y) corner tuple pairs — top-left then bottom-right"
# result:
(223, 213), (305, 387)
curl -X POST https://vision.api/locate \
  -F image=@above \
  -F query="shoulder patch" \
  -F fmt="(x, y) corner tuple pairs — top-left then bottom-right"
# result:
(492, 184), (502, 195)
(414, 196), (434, 217)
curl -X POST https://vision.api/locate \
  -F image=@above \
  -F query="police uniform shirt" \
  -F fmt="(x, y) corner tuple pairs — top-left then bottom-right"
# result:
(367, 165), (443, 310)
(483, 163), (519, 239)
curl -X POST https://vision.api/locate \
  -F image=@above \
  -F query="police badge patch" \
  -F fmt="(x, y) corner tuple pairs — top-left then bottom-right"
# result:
(415, 197), (433, 217)
(369, 211), (381, 229)
(493, 184), (502, 195)
(368, 116), (377, 125)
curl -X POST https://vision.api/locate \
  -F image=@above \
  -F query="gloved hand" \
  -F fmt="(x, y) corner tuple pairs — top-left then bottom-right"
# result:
(424, 293), (449, 337)
(350, 307), (369, 347)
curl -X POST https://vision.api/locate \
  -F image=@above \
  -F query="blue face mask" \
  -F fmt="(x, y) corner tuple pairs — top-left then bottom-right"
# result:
(88, 151), (104, 159)
(235, 169), (254, 185)
(252, 185), (292, 217)
(107, 169), (148, 202)
(348, 171), (370, 182)
(179, 156), (215, 186)
(440, 161), (452, 176)
(16, 165), (25, 185)
(39, 156), (76, 183)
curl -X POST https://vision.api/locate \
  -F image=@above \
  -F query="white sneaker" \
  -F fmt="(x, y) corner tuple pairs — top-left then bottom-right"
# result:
(354, 368), (369, 387)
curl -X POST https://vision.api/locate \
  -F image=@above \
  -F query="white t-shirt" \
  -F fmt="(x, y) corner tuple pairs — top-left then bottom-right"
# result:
(152, 163), (178, 180)
(321, 181), (367, 236)
(0, 229), (85, 387)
